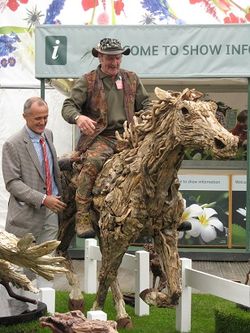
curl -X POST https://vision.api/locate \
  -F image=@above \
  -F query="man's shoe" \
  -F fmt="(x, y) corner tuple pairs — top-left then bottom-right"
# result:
(177, 222), (192, 231)
(75, 212), (96, 238)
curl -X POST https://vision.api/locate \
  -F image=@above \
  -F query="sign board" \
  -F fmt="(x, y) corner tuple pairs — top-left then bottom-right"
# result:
(35, 24), (250, 79)
(179, 174), (228, 191)
(179, 174), (229, 246)
(232, 175), (247, 247)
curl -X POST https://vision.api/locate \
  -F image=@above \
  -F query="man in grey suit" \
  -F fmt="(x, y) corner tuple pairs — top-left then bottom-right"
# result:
(2, 96), (66, 313)
(2, 96), (66, 240)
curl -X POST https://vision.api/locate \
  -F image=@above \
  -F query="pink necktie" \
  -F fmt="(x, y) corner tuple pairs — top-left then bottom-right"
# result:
(40, 137), (52, 196)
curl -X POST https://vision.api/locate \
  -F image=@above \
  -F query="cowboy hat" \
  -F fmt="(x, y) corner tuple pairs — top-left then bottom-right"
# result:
(92, 38), (130, 57)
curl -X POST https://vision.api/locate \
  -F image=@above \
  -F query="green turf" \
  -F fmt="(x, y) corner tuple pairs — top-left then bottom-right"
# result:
(0, 292), (246, 333)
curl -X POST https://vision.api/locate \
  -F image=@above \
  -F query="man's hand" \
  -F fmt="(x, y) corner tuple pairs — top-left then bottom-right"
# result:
(76, 115), (97, 135)
(43, 196), (67, 213)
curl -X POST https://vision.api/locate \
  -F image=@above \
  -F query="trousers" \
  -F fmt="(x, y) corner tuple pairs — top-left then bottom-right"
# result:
(75, 135), (117, 211)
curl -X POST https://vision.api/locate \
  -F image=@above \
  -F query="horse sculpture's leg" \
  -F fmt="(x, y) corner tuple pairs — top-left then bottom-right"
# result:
(56, 168), (86, 311)
(91, 250), (133, 328)
(57, 215), (76, 253)
(92, 216), (142, 328)
(58, 169), (77, 252)
(156, 230), (181, 303)
(110, 279), (133, 328)
(140, 229), (181, 307)
(92, 248), (126, 309)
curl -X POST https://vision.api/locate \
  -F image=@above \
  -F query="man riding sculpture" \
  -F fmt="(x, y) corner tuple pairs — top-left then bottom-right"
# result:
(61, 37), (192, 239)
(61, 38), (151, 238)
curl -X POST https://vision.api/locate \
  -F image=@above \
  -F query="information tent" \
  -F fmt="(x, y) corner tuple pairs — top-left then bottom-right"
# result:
(35, 24), (250, 251)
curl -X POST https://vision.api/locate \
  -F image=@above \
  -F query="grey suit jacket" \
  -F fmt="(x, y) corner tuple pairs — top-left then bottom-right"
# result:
(2, 127), (62, 238)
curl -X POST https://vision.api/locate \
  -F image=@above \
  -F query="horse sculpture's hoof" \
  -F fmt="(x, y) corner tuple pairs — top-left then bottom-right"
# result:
(117, 317), (133, 329)
(140, 288), (180, 308)
(68, 298), (84, 312)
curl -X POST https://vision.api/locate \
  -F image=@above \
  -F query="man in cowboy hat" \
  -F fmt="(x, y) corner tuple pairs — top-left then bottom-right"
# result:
(61, 37), (150, 238)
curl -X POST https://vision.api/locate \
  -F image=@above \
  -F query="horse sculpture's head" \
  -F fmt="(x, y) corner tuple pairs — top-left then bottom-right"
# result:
(154, 87), (239, 159)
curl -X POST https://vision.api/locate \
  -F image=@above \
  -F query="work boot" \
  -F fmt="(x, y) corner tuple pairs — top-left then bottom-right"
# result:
(177, 222), (192, 232)
(75, 212), (96, 238)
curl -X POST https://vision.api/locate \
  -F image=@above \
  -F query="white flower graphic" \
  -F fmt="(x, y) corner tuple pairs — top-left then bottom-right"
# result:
(178, 201), (203, 239)
(181, 203), (203, 222)
(179, 200), (224, 243)
(13, 31), (36, 78)
(187, 207), (224, 243)
(236, 207), (246, 221)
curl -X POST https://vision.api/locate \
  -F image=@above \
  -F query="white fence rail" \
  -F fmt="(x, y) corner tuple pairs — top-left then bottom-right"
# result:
(84, 238), (150, 316)
(176, 258), (250, 333)
(83, 240), (250, 332)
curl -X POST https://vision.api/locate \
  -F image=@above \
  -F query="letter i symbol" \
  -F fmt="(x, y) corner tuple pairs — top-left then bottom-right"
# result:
(52, 40), (60, 60)
(46, 36), (67, 65)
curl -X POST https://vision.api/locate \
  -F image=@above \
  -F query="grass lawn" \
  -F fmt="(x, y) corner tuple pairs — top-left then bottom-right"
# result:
(0, 292), (239, 333)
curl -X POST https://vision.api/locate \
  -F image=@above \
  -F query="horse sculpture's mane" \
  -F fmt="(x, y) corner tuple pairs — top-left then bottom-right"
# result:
(94, 87), (207, 202)
(115, 88), (187, 150)
(115, 87), (205, 159)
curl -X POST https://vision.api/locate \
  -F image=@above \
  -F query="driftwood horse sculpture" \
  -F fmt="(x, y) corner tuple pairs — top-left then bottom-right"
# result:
(58, 87), (238, 328)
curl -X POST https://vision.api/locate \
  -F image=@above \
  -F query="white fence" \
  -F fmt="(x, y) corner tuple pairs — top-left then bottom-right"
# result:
(177, 258), (250, 332)
(84, 239), (250, 333)
(84, 238), (150, 316)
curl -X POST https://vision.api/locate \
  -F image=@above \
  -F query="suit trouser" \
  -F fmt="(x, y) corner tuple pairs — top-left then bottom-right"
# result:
(36, 209), (59, 289)
(8, 209), (58, 314)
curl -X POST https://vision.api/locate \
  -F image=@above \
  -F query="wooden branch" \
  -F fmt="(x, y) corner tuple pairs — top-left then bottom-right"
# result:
(0, 280), (37, 304)
(0, 231), (69, 291)
(40, 310), (119, 333)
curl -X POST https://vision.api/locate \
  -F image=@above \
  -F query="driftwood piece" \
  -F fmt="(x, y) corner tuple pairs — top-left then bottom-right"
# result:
(0, 280), (37, 304)
(144, 243), (167, 291)
(61, 254), (84, 312)
(40, 310), (118, 333)
(0, 231), (68, 292)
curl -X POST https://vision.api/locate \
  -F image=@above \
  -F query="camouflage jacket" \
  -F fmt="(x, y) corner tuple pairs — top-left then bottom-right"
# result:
(61, 66), (149, 153)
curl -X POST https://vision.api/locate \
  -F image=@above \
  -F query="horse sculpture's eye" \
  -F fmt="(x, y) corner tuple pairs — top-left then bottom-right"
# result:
(181, 107), (189, 116)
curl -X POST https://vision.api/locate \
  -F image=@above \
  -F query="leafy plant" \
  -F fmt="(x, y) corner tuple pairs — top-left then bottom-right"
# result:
(232, 224), (246, 246)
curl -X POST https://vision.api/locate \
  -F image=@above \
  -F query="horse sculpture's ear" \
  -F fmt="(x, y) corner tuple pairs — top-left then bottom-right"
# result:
(154, 87), (175, 101)
(181, 88), (204, 101)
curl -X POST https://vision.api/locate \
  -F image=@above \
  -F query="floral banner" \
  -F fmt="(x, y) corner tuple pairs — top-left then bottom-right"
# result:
(1, 0), (250, 85)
